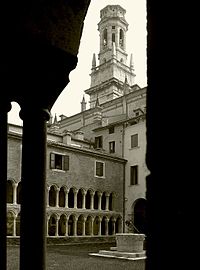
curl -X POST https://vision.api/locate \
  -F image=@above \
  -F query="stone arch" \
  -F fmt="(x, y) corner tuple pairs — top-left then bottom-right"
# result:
(48, 214), (58, 236)
(59, 186), (66, 207)
(49, 185), (57, 207)
(85, 215), (93, 236)
(77, 188), (84, 209)
(77, 214), (85, 236)
(108, 216), (115, 235)
(133, 198), (147, 234)
(86, 189), (93, 209)
(101, 192), (106, 210)
(7, 180), (13, 203)
(17, 181), (22, 204)
(109, 192), (115, 211)
(58, 214), (67, 236)
(115, 215), (122, 233)
(68, 187), (75, 208)
(93, 216), (101, 236)
(101, 216), (108, 235)
(94, 191), (98, 210)
(68, 214), (76, 236)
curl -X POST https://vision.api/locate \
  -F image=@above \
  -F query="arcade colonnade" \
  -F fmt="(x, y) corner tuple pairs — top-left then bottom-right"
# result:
(7, 180), (122, 237)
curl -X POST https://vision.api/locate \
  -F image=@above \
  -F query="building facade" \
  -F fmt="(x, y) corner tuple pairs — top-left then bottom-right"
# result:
(7, 124), (125, 238)
(7, 4), (148, 238)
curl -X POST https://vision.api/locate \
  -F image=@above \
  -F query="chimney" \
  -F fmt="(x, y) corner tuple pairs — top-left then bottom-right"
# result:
(63, 130), (72, 145)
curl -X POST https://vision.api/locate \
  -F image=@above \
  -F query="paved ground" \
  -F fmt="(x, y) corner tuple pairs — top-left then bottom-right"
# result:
(7, 243), (145, 270)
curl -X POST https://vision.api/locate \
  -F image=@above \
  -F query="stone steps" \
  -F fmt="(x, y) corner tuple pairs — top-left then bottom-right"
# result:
(89, 249), (146, 261)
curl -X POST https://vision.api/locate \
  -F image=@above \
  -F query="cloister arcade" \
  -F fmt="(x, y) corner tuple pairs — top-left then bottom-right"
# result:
(6, 180), (122, 237)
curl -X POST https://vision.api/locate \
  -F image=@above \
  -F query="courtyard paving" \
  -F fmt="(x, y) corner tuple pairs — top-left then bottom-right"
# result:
(7, 243), (145, 270)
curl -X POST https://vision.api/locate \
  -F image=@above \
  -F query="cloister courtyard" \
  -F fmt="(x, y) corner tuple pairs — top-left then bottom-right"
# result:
(7, 243), (145, 270)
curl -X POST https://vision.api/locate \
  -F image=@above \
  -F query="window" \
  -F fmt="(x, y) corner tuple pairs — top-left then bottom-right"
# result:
(112, 26), (115, 29)
(131, 134), (138, 148)
(95, 161), (105, 178)
(119, 29), (124, 48)
(109, 141), (115, 153)
(103, 29), (107, 46)
(94, 136), (103, 149)
(112, 33), (115, 43)
(130, 165), (138, 185)
(50, 153), (69, 171)
(109, 126), (114, 134)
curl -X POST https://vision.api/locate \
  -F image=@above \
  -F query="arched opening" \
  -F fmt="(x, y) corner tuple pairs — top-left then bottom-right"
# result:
(7, 211), (14, 236)
(112, 33), (115, 43)
(108, 217), (114, 235)
(93, 216), (100, 235)
(17, 182), (22, 204)
(77, 189), (83, 209)
(77, 215), (84, 236)
(58, 214), (66, 236)
(133, 198), (147, 234)
(48, 215), (57, 236)
(119, 29), (124, 48)
(68, 188), (74, 208)
(109, 193), (113, 210)
(101, 192), (106, 210)
(115, 216), (122, 233)
(7, 180), (13, 203)
(49, 186), (57, 207)
(59, 186), (65, 207)
(101, 216), (106, 235)
(85, 216), (92, 235)
(68, 215), (75, 236)
(103, 28), (107, 47)
(85, 190), (91, 209)
(94, 191), (98, 210)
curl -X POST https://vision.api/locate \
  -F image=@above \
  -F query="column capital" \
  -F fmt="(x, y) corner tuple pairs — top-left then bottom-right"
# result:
(19, 107), (50, 122)
(97, 191), (102, 197)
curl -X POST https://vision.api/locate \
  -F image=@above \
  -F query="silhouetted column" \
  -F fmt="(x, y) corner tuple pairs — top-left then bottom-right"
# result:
(13, 182), (18, 205)
(90, 191), (94, 210)
(98, 191), (102, 210)
(74, 189), (78, 209)
(19, 107), (50, 270)
(105, 193), (110, 211)
(98, 217), (102, 236)
(65, 189), (69, 208)
(56, 188), (60, 208)
(13, 215), (17, 237)
(0, 102), (11, 270)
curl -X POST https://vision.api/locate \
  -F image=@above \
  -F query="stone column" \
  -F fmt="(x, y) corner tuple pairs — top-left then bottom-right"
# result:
(65, 189), (69, 208)
(90, 217), (94, 236)
(12, 183), (18, 205)
(0, 102), (11, 270)
(55, 216), (59, 237)
(82, 190), (86, 209)
(74, 189), (78, 209)
(46, 216), (50, 236)
(73, 217), (78, 236)
(19, 108), (50, 270)
(56, 188), (60, 208)
(105, 193), (110, 211)
(82, 217), (86, 236)
(46, 187), (50, 207)
(90, 191), (94, 210)
(98, 217), (102, 236)
(65, 216), (69, 236)
(112, 218), (116, 235)
(105, 217), (109, 236)
(97, 192), (102, 210)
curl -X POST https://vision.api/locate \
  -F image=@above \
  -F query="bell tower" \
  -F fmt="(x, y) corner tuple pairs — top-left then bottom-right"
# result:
(85, 5), (136, 108)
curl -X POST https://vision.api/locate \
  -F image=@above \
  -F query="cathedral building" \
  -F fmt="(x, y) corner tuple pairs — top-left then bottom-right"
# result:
(6, 4), (148, 241)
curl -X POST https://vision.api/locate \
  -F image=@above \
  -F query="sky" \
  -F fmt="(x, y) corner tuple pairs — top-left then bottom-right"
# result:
(8, 0), (147, 125)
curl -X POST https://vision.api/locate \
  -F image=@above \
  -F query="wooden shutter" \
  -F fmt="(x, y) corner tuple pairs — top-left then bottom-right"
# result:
(63, 155), (69, 171)
(50, 153), (55, 169)
(131, 134), (138, 148)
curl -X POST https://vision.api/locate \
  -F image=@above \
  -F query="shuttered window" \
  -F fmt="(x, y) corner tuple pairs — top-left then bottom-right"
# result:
(95, 161), (105, 177)
(50, 153), (69, 171)
(131, 134), (138, 148)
